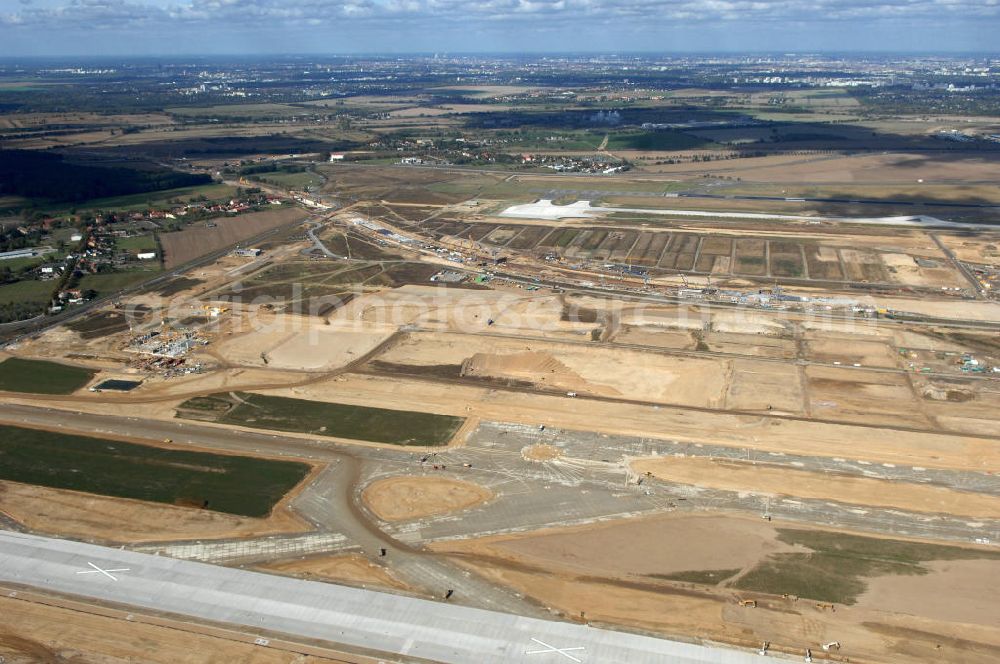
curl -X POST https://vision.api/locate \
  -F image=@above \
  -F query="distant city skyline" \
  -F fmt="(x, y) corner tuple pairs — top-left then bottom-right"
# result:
(1, 0), (999, 57)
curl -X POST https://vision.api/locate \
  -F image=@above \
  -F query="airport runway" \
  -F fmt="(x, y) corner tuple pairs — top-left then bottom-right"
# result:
(0, 531), (773, 664)
(537, 188), (1000, 212)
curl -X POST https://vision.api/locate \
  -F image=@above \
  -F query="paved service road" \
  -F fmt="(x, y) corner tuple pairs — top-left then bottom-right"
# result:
(0, 531), (773, 664)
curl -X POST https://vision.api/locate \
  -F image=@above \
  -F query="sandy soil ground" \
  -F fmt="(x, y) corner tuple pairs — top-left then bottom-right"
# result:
(723, 360), (803, 413)
(266, 326), (396, 371)
(938, 234), (1000, 264)
(437, 513), (797, 579)
(804, 336), (901, 368)
(914, 375), (1000, 434)
(0, 594), (352, 664)
(613, 326), (696, 349)
(703, 332), (798, 359)
(449, 558), (1000, 664)
(882, 253), (966, 289)
(362, 476), (492, 522)
(216, 315), (396, 371)
(875, 297), (1000, 323)
(0, 480), (310, 544)
(378, 331), (730, 407)
(805, 364), (930, 429)
(798, 317), (887, 337)
(338, 285), (560, 337)
(437, 512), (1000, 663)
(857, 559), (1000, 627)
(616, 308), (707, 331)
(709, 311), (788, 335)
(630, 457), (1000, 518)
(257, 553), (407, 591)
(522, 443), (563, 461)
(275, 372), (1000, 470)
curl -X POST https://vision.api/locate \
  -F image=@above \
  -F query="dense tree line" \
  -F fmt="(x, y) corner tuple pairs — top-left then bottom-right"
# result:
(0, 300), (48, 324)
(0, 225), (45, 253)
(0, 150), (212, 203)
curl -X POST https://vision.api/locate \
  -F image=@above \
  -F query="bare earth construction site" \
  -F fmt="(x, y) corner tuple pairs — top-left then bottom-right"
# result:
(2, 64), (1000, 663)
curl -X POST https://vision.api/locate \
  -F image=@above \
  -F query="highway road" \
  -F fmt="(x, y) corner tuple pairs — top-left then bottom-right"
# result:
(0, 531), (774, 664)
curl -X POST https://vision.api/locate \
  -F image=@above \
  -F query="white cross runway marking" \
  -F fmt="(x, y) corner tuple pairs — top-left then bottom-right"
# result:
(526, 637), (585, 662)
(76, 562), (130, 581)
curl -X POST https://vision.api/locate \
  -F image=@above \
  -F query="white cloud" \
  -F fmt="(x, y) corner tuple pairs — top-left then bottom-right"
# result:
(2, 0), (999, 35)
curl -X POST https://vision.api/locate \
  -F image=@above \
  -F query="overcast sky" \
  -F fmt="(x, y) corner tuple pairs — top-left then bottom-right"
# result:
(1, 0), (998, 57)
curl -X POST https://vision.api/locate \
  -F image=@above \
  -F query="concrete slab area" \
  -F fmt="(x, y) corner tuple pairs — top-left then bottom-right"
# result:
(370, 421), (1000, 546)
(498, 198), (972, 228)
(0, 531), (773, 664)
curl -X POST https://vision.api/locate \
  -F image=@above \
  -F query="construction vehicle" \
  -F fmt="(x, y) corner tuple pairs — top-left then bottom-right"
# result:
(822, 642), (841, 651)
(163, 438), (172, 444)
(738, 599), (757, 608)
(816, 602), (835, 611)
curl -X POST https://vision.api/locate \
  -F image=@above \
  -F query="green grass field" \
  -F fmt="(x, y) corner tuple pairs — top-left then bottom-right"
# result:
(255, 171), (324, 190)
(0, 357), (96, 394)
(0, 279), (54, 305)
(0, 255), (48, 271)
(166, 103), (310, 118)
(77, 270), (159, 295)
(66, 310), (138, 340)
(732, 529), (1000, 604)
(606, 130), (709, 150)
(0, 424), (310, 517)
(178, 392), (464, 446)
(115, 234), (158, 253)
(504, 130), (603, 151)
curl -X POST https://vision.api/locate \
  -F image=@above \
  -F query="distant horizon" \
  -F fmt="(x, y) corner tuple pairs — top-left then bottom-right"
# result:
(2, 0), (999, 58)
(1, 50), (1000, 62)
